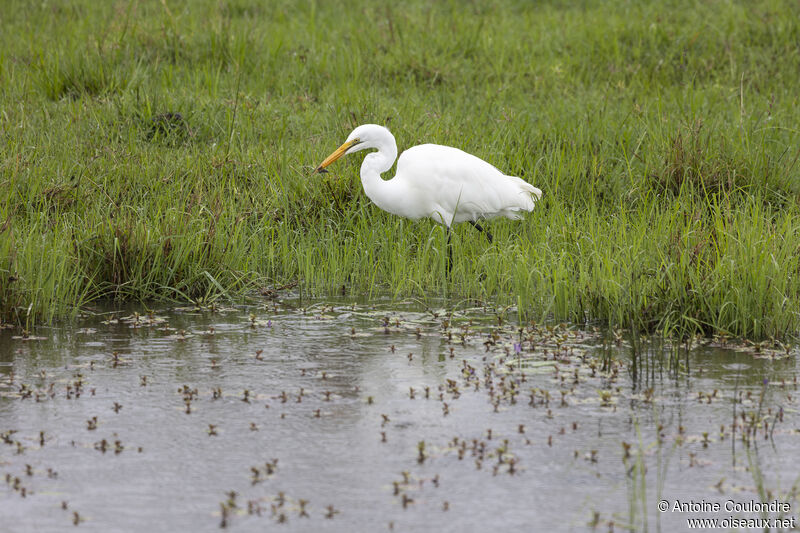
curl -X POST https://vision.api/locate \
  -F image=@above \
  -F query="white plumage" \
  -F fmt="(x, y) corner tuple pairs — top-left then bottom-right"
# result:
(315, 124), (541, 228)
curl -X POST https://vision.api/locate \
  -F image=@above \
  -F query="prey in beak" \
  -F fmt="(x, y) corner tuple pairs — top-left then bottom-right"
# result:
(314, 138), (361, 174)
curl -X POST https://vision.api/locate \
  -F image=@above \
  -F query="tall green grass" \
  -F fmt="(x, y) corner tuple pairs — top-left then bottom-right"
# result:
(1, 0), (800, 339)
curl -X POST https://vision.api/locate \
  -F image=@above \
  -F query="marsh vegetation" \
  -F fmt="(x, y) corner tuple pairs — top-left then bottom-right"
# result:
(2, 0), (800, 338)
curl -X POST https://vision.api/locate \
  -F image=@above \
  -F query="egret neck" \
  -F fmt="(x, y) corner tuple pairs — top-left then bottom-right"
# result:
(358, 133), (399, 216)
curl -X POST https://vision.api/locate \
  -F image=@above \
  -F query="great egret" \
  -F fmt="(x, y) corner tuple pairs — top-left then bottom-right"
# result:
(315, 124), (542, 272)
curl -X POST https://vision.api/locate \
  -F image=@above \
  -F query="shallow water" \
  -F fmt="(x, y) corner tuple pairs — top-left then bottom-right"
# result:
(1, 299), (798, 532)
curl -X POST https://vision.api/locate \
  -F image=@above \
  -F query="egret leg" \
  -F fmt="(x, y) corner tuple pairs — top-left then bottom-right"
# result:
(446, 226), (453, 277)
(468, 221), (493, 243)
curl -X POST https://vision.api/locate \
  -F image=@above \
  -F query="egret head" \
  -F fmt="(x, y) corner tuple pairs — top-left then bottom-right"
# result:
(314, 124), (392, 173)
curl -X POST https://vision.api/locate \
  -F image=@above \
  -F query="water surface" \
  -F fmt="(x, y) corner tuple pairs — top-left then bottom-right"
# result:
(1, 299), (798, 532)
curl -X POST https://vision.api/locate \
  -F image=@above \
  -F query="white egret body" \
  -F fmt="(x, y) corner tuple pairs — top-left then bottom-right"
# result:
(315, 124), (542, 272)
(316, 124), (542, 228)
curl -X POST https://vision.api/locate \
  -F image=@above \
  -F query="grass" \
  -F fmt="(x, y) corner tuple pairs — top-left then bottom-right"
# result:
(1, 0), (800, 338)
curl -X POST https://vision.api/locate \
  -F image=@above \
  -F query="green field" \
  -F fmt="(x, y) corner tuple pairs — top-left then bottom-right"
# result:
(1, 0), (799, 339)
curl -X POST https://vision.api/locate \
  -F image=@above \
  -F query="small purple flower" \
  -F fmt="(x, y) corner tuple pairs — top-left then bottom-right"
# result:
(513, 342), (522, 354)
(267, 320), (272, 328)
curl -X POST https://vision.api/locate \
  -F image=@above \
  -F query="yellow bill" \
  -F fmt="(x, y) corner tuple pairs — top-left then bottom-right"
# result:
(315, 139), (359, 173)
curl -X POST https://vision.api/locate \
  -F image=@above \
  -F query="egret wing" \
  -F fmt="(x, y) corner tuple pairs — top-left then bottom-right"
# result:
(396, 144), (539, 224)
